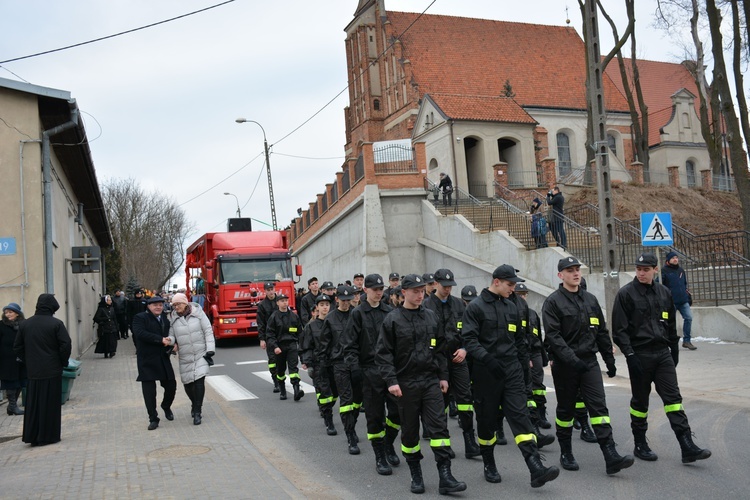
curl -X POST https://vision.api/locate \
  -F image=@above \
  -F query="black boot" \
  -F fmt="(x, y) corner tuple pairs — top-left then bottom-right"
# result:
(385, 427), (401, 466)
(463, 431), (481, 459)
(534, 422), (555, 449)
(526, 454), (560, 488)
(6, 389), (24, 416)
(538, 403), (551, 429)
(323, 413), (337, 436)
(448, 399), (458, 418)
(193, 412), (202, 425)
(347, 431), (360, 455)
(292, 381), (304, 402)
(579, 419), (597, 443)
(601, 440), (635, 475)
(278, 380), (287, 400)
(559, 439), (579, 471)
(495, 421), (508, 446)
(633, 433), (658, 461)
(407, 461), (425, 494)
(273, 378), (280, 394)
(677, 432), (711, 463)
(437, 460), (467, 495)
(372, 439), (393, 475)
(480, 447), (502, 483)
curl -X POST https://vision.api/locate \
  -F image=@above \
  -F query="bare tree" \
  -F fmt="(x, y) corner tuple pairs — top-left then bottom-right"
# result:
(102, 178), (195, 291)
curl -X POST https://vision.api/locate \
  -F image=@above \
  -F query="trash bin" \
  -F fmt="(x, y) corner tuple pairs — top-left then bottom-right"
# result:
(61, 358), (82, 404)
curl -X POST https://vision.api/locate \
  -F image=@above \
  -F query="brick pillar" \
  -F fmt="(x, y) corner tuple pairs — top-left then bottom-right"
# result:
(628, 161), (644, 185)
(700, 169), (712, 190)
(316, 193), (324, 217)
(301, 210), (309, 232)
(493, 162), (508, 196)
(293, 217), (302, 239)
(308, 202), (317, 223)
(668, 166), (680, 187)
(534, 127), (549, 165)
(347, 156), (357, 186)
(335, 172), (345, 197)
(362, 143), (376, 184)
(541, 157), (557, 189)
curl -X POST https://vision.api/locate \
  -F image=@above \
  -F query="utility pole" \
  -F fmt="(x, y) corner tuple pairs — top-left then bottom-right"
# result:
(583, 0), (620, 321)
(263, 136), (278, 230)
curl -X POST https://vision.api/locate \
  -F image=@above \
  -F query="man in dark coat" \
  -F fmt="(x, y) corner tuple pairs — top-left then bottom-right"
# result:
(112, 290), (128, 339)
(546, 186), (567, 249)
(132, 296), (176, 430)
(14, 293), (72, 446)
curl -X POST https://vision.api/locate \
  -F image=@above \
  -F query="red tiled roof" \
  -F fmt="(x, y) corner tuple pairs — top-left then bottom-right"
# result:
(387, 11), (630, 113)
(428, 93), (537, 124)
(604, 58), (701, 145)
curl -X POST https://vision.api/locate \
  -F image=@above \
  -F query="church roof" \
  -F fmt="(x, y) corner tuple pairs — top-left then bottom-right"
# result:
(387, 11), (630, 113)
(428, 93), (537, 124)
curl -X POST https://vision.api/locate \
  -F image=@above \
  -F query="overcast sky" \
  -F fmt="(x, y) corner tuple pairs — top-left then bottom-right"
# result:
(1, 0), (679, 284)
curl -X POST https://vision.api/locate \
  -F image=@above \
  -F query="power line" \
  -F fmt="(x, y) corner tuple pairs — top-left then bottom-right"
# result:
(274, 152), (345, 160)
(178, 151), (263, 207)
(0, 0), (236, 65)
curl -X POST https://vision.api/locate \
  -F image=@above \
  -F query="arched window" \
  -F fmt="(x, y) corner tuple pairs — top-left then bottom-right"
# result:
(686, 160), (696, 187)
(556, 132), (572, 176)
(429, 158), (438, 170)
(607, 133), (617, 157)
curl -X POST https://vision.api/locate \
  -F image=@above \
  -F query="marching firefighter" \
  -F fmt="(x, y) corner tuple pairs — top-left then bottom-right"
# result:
(375, 274), (466, 495)
(257, 282), (280, 393)
(542, 256), (633, 475)
(462, 265), (559, 488)
(423, 268), (481, 460)
(612, 253), (711, 464)
(266, 292), (304, 401)
(342, 274), (400, 475)
(319, 285), (362, 454)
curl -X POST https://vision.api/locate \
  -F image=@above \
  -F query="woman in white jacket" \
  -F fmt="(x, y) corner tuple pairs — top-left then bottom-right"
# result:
(169, 293), (215, 425)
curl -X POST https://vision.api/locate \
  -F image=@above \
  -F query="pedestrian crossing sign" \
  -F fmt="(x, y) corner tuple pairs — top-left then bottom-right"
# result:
(640, 212), (673, 246)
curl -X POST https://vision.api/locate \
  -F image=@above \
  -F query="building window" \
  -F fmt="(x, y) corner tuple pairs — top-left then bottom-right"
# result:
(429, 158), (438, 170)
(373, 99), (380, 111)
(686, 160), (696, 187)
(607, 133), (617, 157)
(556, 132), (572, 176)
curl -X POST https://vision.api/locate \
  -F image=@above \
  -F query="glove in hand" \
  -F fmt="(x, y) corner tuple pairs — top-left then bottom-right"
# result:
(605, 361), (616, 378)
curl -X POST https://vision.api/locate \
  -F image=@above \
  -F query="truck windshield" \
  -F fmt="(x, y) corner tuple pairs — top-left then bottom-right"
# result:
(219, 259), (292, 284)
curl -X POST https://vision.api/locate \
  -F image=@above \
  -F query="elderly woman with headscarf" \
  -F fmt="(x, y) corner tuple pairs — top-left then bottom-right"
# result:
(168, 293), (215, 425)
(94, 295), (119, 358)
(1, 302), (27, 415)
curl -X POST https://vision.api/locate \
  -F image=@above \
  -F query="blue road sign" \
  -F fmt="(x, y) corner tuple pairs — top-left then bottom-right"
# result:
(0, 238), (17, 255)
(640, 212), (673, 246)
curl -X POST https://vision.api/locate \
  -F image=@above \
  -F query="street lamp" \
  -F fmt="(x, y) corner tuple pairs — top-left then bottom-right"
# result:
(224, 192), (241, 218)
(235, 118), (278, 230)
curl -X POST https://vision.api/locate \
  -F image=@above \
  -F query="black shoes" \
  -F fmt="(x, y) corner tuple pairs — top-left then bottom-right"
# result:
(148, 421), (159, 431)
(273, 379), (280, 393)
(278, 382), (287, 400)
(634, 441), (658, 461)
(601, 441), (635, 475)
(292, 383), (304, 402)
(463, 431), (481, 459)
(193, 413), (202, 425)
(560, 452), (580, 471)
(677, 432), (711, 463)
(161, 406), (174, 421)
(437, 461), (467, 495)
(347, 432), (360, 455)
(373, 441), (393, 476)
(323, 415), (337, 436)
(538, 404), (552, 429)
(408, 461), (425, 494)
(481, 448), (502, 483)
(527, 454), (560, 488)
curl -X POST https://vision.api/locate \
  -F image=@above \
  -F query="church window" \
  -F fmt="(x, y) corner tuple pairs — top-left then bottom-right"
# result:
(556, 132), (572, 176)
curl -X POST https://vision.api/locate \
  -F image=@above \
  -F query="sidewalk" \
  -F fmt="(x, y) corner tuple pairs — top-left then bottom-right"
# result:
(0, 336), (747, 499)
(0, 339), (308, 500)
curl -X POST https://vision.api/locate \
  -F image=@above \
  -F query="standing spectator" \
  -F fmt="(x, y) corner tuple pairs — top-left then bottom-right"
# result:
(132, 296), (176, 431)
(546, 186), (567, 249)
(530, 198), (548, 249)
(111, 290), (128, 339)
(438, 172), (454, 206)
(194, 274), (206, 308)
(94, 295), (119, 359)
(14, 294), (72, 446)
(612, 253), (710, 464)
(127, 289), (148, 344)
(375, 274), (466, 495)
(1, 303), (27, 416)
(168, 293), (215, 425)
(661, 252), (696, 350)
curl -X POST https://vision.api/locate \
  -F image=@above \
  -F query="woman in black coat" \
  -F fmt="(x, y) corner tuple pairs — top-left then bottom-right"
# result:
(132, 296), (177, 430)
(14, 293), (72, 446)
(1, 302), (27, 415)
(94, 295), (119, 358)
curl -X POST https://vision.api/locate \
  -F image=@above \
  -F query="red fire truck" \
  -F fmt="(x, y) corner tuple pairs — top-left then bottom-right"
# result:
(185, 228), (301, 340)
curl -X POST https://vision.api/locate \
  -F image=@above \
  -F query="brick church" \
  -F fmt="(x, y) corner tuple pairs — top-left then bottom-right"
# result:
(343, 0), (710, 196)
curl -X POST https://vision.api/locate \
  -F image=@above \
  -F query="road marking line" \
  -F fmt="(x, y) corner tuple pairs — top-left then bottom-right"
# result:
(212, 364), (226, 368)
(206, 374), (258, 400)
(252, 371), (317, 394)
(237, 360), (267, 365)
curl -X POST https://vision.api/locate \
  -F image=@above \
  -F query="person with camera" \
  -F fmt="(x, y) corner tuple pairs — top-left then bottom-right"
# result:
(132, 295), (176, 431)
(168, 293), (215, 425)
(546, 186), (567, 249)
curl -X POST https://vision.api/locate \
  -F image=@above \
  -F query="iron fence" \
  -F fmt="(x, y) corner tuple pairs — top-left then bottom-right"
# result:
(373, 143), (416, 173)
(712, 174), (735, 192)
(342, 168), (351, 193)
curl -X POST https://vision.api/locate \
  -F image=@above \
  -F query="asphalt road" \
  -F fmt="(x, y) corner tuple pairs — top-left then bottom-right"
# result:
(207, 340), (749, 499)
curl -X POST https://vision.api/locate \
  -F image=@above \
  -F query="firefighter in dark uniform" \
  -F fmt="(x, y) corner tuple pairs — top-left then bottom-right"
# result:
(612, 252), (711, 464)
(383, 272), (400, 303)
(266, 292), (304, 401)
(307, 294), (340, 436)
(514, 283), (551, 428)
(462, 265), (559, 488)
(424, 268), (481, 460)
(542, 256), (633, 475)
(342, 274), (401, 475)
(375, 274), (466, 495)
(299, 276), (320, 325)
(257, 282), (279, 393)
(319, 285), (362, 454)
